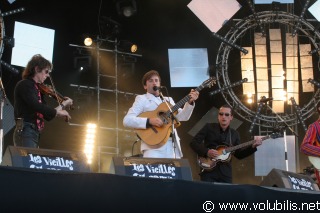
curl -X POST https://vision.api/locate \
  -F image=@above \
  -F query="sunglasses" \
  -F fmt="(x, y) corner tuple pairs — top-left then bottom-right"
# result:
(219, 112), (231, 117)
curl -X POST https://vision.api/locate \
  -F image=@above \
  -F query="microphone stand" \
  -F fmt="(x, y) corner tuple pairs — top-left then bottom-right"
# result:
(0, 77), (7, 164)
(159, 91), (180, 159)
(265, 104), (298, 172)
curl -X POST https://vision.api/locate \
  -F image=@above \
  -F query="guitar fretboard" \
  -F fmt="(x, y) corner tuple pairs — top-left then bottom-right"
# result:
(165, 84), (205, 117)
(225, 135), (270, 153)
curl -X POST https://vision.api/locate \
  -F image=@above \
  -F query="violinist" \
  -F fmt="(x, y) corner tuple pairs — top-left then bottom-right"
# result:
(13, 54), (73, 148)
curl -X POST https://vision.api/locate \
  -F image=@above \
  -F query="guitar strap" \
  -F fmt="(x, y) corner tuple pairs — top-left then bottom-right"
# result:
(228, 129), (232, 146)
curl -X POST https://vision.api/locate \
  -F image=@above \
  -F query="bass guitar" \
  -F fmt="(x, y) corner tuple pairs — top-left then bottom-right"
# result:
(198, 132), (281, 171)
(135, 77), (216, 146)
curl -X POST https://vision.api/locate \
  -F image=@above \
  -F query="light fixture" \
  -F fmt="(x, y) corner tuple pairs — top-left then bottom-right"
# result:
(249, 101), (264, 134)
(290, 97), (308, 131)
(84, 37), (93, 46)
(209, 78), (248, 95)
(212, 32), (248, 54)
(2, 36), (15, 47)
(308, 78), (320, 88)
(84, 123), (96, 164)
(309, 47), (319, 55)
(116, 0), (137, 18)
(118, 40), (138, 53)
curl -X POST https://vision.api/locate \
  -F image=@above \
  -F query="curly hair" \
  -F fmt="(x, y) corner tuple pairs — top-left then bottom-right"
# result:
(22, 54), (53, 79)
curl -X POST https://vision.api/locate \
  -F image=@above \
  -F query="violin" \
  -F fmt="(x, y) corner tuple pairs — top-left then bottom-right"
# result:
(38, 83), (74, 110)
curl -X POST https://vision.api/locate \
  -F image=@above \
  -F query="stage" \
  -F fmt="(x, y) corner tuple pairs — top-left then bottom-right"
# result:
(0, 166), (319, 213)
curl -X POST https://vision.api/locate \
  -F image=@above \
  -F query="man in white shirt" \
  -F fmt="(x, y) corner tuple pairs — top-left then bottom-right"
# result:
(123, 70), (199, 158)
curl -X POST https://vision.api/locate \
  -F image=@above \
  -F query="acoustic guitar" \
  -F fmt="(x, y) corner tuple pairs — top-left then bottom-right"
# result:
(135, 77), (216, 146)
(309, 156), (320, 170)
(197, 132), (281, 171)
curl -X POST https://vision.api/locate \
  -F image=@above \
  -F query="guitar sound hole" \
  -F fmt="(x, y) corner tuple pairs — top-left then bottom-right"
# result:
(158, 112), (169, 124)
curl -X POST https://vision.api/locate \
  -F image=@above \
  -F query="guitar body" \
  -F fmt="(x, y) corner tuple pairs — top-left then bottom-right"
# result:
(133, 77), (216, 146)
(135, 102), (180, 146)
(309, 156), (320, 170)
(197, 133), (281, 171)
(198, 145), (231, 171)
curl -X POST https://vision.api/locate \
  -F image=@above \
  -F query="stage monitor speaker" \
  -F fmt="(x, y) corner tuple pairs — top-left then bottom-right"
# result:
(260, 168), (319, 191)
(110, 157), (193, 181)
(1, 146), (91, 172)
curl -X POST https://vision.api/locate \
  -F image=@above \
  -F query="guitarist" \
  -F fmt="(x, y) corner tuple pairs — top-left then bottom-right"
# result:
(123, 70), (199, 158)
(190, 104), (262, 183)
(300, 102), (320, 184)
(300, 101), (320, 157)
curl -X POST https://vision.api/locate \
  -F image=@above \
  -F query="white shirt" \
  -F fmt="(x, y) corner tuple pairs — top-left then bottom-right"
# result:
(123, 92), (195, 158)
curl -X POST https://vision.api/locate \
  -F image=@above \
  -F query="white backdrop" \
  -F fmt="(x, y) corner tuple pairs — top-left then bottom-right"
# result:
(254, 135), (296, 176)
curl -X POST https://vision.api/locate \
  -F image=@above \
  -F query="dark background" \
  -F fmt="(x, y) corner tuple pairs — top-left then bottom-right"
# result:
(0, 0), (319, 182)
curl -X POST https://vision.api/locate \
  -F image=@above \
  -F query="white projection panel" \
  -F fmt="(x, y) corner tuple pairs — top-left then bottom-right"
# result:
(188, 0), (241, 32)
(11, 21), (55, 67)
(255, 135), (296, 176)
(168, 48), (209, 87)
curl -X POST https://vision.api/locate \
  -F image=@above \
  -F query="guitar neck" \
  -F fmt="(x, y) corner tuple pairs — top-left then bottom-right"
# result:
(169, 85), (204, 113)
(225, 135), (270, 153)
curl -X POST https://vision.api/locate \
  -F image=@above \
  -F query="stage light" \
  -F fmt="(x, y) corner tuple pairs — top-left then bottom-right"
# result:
(84, 123), (96, 164)
(131, 44), (137, 53)
(84, 37), (93, 46)
(209, 78), (248, 95)
(249, 97), (268, 133)
(119, 40), (138, 53)
(116, 0), (137, 17)
(290, 97), (308, 131)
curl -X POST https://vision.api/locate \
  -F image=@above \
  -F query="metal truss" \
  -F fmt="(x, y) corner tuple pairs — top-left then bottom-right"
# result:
(215, 11), (320, 128)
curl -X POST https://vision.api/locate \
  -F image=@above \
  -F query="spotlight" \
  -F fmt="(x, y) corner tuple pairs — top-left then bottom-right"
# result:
(84, 37), (93, 46)
(131, 44), (137, 53)
(116, 0), (137, 17)
(118, 40), (138, 53)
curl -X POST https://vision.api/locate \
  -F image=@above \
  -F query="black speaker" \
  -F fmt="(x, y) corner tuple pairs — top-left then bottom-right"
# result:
(110, 157), (193, 180)
(260, 168), (319, 191)
(1, 146), (91, 172)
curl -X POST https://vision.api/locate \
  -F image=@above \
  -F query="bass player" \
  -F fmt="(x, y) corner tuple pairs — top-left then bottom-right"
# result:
(190, 104), (262, 183)
(123, 70), (199, 158)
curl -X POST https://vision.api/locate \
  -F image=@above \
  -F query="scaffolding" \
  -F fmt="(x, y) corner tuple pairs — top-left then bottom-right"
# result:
(69, 37), (141, 172)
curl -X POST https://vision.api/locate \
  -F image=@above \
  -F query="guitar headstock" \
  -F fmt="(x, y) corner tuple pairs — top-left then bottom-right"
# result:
(202, 77), (217, 88)
(270, 131), (283, 139)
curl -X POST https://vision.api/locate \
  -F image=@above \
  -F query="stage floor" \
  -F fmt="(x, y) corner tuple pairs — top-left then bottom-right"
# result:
(0, 166), (319, 212)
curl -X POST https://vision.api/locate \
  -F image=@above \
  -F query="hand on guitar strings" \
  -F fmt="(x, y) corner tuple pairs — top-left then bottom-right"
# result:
(188, 89), (199, 104)
(148, 117), (163, 127)
(207, 149), (219, 158)
(252, 137), (263, 148)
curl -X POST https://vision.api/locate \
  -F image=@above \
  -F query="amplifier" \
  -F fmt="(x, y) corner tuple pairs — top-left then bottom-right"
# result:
(1, 146), (91, 172)
(260, 168), (319, 191)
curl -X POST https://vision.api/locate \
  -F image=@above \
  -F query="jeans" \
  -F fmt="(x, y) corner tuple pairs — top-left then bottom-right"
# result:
(13, 122), (40, 148)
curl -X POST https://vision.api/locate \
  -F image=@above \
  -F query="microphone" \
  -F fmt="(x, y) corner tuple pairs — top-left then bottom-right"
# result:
(259, 97), (273, 103)
(153, 86), (165, 91)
